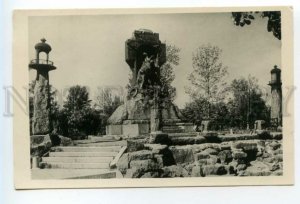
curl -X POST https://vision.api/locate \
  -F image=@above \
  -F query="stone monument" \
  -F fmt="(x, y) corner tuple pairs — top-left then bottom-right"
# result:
(29, 38), (56, 135)
(268, 65), (282, 128)
(107, 29), (193, 137)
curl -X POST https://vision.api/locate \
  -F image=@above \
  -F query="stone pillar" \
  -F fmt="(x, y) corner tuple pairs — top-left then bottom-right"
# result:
(32, 70), (51, 135)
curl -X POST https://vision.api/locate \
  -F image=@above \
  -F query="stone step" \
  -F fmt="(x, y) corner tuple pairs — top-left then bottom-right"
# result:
(42, 156), (113, 163)
(162, 126), (184, 129)
(87, 135), (123, 141)
(53, 146), (121, 152)
(163, 122), (194, 126)
(49, 151), (118, 157)
(76, 140), (127, 147)
(163, 130), (185, 133)
(40, 162), (110, 169)
(31, 169), (121, 179)
(162, 126), (184, 130)
(73, 139), (116, 144)
(168, 132), (198, 137)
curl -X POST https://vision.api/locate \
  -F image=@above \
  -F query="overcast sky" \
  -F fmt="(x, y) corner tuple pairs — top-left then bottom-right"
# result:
(29, 12), (281, 108)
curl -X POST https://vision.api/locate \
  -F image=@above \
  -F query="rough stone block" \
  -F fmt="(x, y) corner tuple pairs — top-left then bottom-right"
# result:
(169, 146), (195, 164)
(201, 164), (227, 176)
(161, 165), (189, 177)
(127, 139), (147, 152)
(130, 159), (160, 172)
(117, 153), (130, 175)
(129, 150), (153, 161)
(232, 150), (247, 159)
(106, 125), (122, 135)
(191, 165), (202, 177)
(195, 152), (210, 160)
(218, 150), (233, 164)
(244, 161), (271, 176)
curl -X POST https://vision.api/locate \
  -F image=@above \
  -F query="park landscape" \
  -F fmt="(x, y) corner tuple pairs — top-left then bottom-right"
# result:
(28, 11), (284, 179)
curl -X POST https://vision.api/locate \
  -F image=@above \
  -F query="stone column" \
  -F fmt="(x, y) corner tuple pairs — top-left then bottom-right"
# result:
(32, 69), (51, 135)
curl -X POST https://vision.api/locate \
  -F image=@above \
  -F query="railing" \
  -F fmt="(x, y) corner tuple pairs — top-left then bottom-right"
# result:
(30, 59), (54, 65)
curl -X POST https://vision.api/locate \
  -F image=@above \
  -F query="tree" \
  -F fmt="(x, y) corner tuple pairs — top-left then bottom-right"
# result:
(94, 87), (124, 134)
(232, 11), (281, 40)
(182, 99), (230, 130)
(95, 87), (124, 117)
(63, 85), (91, 112)
(160, 44), (180, 102)
(227, 76), (270, 129)
(186, 44), (228, 118)
(62, 85), (101, 138)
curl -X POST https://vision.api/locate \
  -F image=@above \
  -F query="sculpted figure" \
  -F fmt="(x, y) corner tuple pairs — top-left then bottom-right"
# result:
(136, 53), (161, 90)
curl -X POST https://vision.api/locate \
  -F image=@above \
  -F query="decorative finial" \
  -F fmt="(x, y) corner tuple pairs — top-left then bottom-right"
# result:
(274, 65), (278, 69)
(41, 38), (46, 43)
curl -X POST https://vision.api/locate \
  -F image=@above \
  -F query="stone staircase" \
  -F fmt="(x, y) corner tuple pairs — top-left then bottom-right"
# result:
(37, 137), (127, 179)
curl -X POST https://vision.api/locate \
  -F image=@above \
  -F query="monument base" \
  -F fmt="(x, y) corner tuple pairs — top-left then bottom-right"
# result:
(106, 122), (150, 137)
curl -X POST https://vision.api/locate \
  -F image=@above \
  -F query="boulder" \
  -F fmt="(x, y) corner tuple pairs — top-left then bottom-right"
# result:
(191, 165), (202, 177)
(195, 151), (210, 160)
(201, 164), (227, 176)
(161, 165), (189, 177)
(117, 153), (130, 175)
(232, 141), (258, 151)
(269, 141), (281, 150)
(58, 135), (73, 146)
(206, 155), (218, 165)
(30, 135), (52, 157)
(130, 159), (160, 172)
(244, 161), (271, 176)
(140, 171), (161, 178)
(169, 146), (195, 164)
(192, 143), (221, 153)
(203, 148), (219, 155)
(232, 149), (247, 159)
(218, 150), (233, 164)
(127, 138), (147, 152)
(274, 154), (283, 162)
(129, 150), (153, 161)
(220, 142), (231, 150)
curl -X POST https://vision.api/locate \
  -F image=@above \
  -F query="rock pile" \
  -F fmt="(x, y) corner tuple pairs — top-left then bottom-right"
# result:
(116, 136), (283, 178)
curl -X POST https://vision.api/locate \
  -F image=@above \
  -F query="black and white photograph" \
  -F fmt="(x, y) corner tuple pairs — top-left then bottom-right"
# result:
(13, 7), (294, 188)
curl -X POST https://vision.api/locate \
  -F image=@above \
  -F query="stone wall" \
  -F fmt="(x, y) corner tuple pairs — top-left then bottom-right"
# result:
(116, 133), (283, 178)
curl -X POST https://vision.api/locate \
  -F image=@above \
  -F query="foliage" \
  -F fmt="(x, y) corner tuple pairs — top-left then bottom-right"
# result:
(232, 11), (281, 40)
(183, 75), (270, 130)
(60, 85), (102, 138)
(186, 44), (228, 118)
(227, 76), (270, 129)
(94, 87), (124, 134)
(160, 45), (180, 102)
(181, 99), (230, 129)
(95, 87), (124, 117)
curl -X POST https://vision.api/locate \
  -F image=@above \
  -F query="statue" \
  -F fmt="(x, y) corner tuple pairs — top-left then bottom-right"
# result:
(136, 53), (161, 90)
